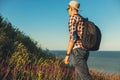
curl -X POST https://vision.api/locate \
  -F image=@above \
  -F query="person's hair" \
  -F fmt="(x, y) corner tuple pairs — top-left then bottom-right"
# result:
(68, 5), (79, 12)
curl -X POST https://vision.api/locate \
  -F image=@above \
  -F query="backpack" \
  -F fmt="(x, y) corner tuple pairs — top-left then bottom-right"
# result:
(78, 15), (102, 51)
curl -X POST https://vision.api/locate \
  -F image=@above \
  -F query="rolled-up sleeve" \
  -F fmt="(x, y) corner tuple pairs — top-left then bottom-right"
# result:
(68, 15), (78, 42)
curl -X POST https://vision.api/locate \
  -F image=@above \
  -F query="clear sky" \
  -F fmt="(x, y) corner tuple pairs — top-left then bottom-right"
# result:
(0, 0), (120, 51)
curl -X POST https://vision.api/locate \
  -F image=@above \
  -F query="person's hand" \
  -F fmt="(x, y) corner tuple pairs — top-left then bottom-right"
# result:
(64, 56), (70, 64)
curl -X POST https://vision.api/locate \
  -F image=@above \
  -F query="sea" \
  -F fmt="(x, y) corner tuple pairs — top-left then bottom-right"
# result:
(50, 50), (120, 74)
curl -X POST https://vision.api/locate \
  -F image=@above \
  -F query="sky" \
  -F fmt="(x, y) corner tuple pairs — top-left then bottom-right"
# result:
(0, 0), (120, 51)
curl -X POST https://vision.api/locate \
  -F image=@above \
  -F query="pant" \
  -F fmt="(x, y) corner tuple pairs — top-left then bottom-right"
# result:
(72, 48), (93, 80)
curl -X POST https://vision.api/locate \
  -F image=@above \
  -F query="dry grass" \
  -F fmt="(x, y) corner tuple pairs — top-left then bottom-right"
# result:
(90, 69), (120, 80)
(0, 58), (120, 80)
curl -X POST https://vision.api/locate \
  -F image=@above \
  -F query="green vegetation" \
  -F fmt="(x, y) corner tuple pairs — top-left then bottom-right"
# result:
(0, 15), (120, 80)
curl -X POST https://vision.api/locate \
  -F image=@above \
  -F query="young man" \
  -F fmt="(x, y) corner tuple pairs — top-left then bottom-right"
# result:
(64, 1), (93, 80)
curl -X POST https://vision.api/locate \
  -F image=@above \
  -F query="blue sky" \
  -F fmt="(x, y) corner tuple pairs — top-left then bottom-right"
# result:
(0, 0), (120, 51)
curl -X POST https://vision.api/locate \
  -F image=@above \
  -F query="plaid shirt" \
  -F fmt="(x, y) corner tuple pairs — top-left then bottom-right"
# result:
(68, 14), (84, 49)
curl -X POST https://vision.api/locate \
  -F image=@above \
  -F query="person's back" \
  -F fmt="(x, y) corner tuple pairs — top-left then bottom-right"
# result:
(64, 1), (93, 80)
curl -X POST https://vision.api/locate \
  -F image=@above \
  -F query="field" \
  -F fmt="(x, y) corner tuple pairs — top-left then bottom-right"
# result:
(0, 55), (120, 80)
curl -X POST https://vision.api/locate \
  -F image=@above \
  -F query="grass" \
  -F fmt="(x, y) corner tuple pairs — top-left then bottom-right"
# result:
(0, 56), (120, 80)
(0, 43), (120, 80)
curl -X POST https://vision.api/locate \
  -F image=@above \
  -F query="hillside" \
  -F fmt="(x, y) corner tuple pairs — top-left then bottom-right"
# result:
(0, 15), (55, 60)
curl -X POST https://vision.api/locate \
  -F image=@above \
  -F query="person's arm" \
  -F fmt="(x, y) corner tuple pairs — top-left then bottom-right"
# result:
(67, 40), (74, 55)
(64, 40), (74, 64)
(64, 15), (77, 64)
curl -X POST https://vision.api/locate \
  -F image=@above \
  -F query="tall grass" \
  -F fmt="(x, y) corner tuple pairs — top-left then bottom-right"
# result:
(0, 43), (120, 80)
(0, 55), (120, 80)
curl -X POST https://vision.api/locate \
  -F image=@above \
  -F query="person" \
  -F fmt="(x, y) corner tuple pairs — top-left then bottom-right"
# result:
(64, 0), (93, 80)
